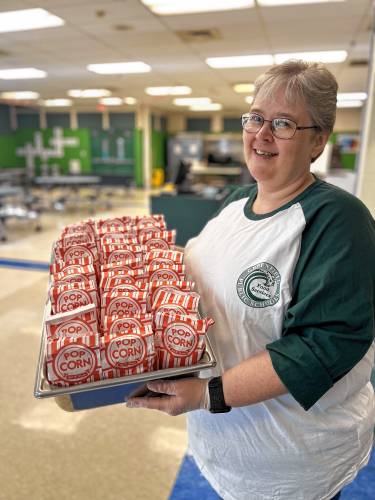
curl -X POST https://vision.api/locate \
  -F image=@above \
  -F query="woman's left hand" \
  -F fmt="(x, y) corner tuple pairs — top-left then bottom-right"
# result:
(126, 377), (208, 416)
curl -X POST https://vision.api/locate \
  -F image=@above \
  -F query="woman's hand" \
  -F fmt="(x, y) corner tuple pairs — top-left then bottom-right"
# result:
(126, 377), (208, 416)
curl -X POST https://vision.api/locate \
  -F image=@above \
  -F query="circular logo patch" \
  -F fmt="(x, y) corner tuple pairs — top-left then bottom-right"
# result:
(236, 262), (281, 308)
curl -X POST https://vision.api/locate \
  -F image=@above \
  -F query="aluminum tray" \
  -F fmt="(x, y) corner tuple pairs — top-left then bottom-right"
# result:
(34, 310), (217, 411)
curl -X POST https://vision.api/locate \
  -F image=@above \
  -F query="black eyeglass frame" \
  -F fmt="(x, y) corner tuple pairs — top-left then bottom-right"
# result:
(241, 112), (320, 140)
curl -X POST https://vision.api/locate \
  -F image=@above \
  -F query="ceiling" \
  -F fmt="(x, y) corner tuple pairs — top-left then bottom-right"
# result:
(0, 0), (373, 113)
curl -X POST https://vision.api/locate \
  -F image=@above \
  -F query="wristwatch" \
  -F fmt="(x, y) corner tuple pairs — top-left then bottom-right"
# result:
(208, 376), (232, 413)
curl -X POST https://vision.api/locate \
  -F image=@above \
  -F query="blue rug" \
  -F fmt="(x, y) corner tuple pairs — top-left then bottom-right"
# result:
(170, 445), (375, 499)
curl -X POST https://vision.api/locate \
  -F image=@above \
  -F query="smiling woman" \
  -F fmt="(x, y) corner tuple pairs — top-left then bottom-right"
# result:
(127, 60), (375, 500)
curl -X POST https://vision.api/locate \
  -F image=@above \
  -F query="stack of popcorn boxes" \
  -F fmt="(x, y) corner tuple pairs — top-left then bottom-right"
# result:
(44, 215), (214, 388)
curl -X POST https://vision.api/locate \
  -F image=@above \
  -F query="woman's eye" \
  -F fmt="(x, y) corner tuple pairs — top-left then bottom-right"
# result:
(249, 114), (262, 123)
(274, 119), (292, 129)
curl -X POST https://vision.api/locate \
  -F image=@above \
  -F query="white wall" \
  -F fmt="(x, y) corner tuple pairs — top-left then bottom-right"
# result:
(356, 27), (375, 216)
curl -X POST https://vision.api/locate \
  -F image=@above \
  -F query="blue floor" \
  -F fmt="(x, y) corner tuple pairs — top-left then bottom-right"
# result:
(170, 445), (375, 500)
(0, 257), (49, 271)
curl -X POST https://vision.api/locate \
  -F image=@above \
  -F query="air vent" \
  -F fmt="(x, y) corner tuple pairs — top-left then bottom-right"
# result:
(349, 59), (368, 67)
(176, 28), (221, 43)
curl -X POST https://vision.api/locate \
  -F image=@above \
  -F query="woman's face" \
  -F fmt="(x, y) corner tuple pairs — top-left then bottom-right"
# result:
(243, 88), (329, 189)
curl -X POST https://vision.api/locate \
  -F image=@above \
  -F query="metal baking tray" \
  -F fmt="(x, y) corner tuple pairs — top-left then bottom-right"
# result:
(34, 309), (217, 411)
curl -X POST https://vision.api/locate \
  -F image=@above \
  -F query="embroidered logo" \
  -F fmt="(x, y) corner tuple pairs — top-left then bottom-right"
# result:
(236, 262), (281, 308)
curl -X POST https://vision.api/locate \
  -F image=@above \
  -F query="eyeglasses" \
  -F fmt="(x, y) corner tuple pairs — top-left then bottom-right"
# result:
(241, 112), (319, 140)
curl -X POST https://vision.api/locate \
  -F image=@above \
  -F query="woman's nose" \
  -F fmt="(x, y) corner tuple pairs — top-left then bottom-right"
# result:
(255, 120), (274, 141)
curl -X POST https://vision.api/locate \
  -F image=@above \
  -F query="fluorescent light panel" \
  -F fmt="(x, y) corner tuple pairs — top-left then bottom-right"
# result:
(174, 97), (212, 106)
(258, 0), (344, 6)
(206, 54), (273, 68)
(0, 91), (40, 100)
(234, 83), (255, 93)
(123, 97), (137, 105)
(87, 62), (151, 74)
(145, 86), (192, 96)
(275, 50), (347, 64)
(190, 103), (222, 111)
(337, 100), (363, 108)
(68, 89), (111, 98)
(99, 97), (123, 106)
(0, 68), (47, 79)
(337, 92), (367, 101)
(43, 99), (72, 107)
(141, 0), (254, 15)
(0, 8), (64, 34)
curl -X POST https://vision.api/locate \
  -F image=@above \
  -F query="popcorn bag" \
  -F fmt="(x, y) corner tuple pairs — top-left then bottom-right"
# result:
(154, 312), (215, 369)
(45, 303), (98, 341)
(45, 335), (102, 387)
(101, 329), (156, 378)
(50, 281), (98, 314)
(102, 313), (153, 335)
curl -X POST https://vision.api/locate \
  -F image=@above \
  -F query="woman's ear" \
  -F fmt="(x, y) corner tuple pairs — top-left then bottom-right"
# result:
(311, 131), (330, 163)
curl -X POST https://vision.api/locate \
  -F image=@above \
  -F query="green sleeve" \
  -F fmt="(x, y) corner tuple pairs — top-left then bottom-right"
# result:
(266, 187), (375, 410)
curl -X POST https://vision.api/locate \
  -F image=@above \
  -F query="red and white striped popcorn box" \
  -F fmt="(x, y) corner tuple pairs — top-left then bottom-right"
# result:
(151, 290), (200, 318)
(45, 303), (98, 341)
(51, 263), (97, 284)
(100, 233), (138, 246)
(50, 280), (99, 315)
(146, 263), (186, 282)
(135, 214), (165, 226)
(154, 312), (215, 370)
(96, 217), (129, 235)
(101, 290), (148, 324)
(100, 272), (147, 292)
(100, 268), (146, 289)
(61, 220), (96, 238)
(139, 230), (176, 250)
(60, 242), (99, 263)
(102, 313), (153, 335)
(147, 280), (194, 312)
(50, 257), (94, 275)
(101, 244), (145, 265)
(144, 249), (184, 266)
(100, 329), (155, 379)
(100, 257), (143, 273)
(45, 334), (102, 387)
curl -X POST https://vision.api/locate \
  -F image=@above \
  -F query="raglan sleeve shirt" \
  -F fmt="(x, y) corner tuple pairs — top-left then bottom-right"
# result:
(266, 186), (375, 410)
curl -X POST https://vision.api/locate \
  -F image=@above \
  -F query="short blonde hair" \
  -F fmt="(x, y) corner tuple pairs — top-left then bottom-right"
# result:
(253, 60), (338, 132)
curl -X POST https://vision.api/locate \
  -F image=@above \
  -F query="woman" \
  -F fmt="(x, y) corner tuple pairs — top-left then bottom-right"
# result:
(127, 60), (375, 500)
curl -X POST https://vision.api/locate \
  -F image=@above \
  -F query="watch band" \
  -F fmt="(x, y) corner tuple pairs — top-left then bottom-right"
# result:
(208, 376), (231, 413)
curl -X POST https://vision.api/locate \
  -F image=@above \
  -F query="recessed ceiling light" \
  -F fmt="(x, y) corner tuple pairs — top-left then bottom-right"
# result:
(245, 96), (254, 104)
(174, 97), (212, 106)
(99, 97), (123, 106)
(43, 99), (72, 107)
(0, 68), (47, 79)
(123, 97), (138, 105)
(141, 0), (254, 15)
(145, 86), (192, 96)
(0, 8), (64, 34)
(258, 0), (344, 5)
(87, 62), (151, 74)
(336, 100), (363, 108)
(0, 91), (40, 100)
(190, 103), (222, 111)
(274, 50), (347, 64)
(233, 83), (255, 93)
(68, 89), (112, 98)
(337, 92), (367, 101)
(206, 54), (274, 68)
